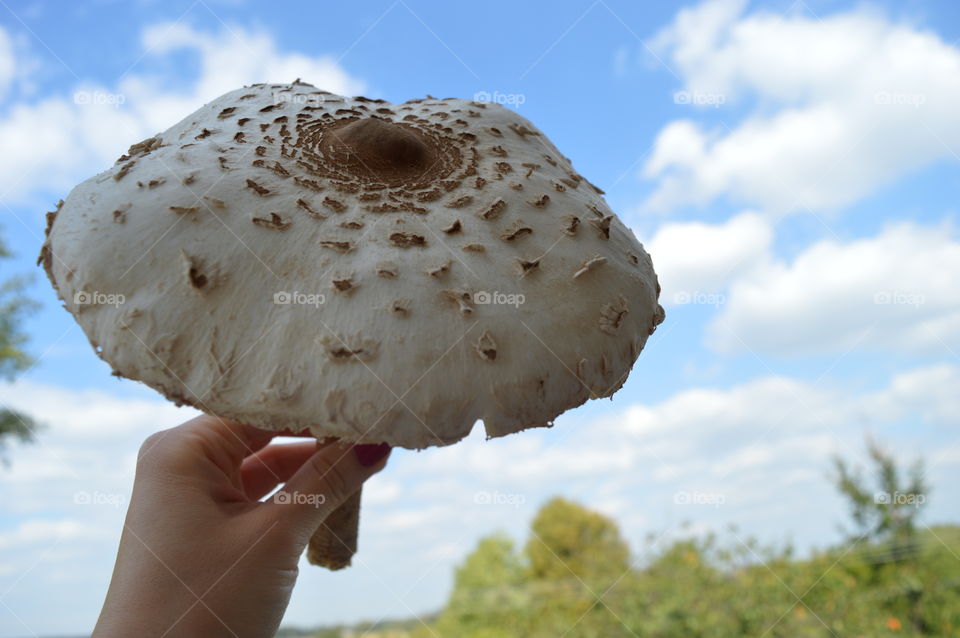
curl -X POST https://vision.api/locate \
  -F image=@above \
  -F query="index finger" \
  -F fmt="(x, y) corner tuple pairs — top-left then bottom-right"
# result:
(145, 415), (278, 472)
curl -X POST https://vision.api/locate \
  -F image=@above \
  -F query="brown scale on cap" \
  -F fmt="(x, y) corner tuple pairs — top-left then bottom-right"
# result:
(319, 239), (352, 252)
(180, 251), (217, 291)
(252, 212), (291, 230)
(322, 197), (346, 212)
(246, 179), (270, 196)
(389, 232), (426, 248)
(112, 204), (130, 223)
(474, 331), (497, 361)
(427, 260), (452, 278)
(445, 195), (473, 208)
(516, 258), (540, 277)
(331, 276), (356, 294)
(500, 222), (533, 242)
(442, 289), (474, 315)
(114, 160), (136, 181)
(563, 215), (580, 236)
(479, 198), (506, 220)
(529, 194), (550, 208)
(598, 296), (629, 335)
(573, 256), (607, 279)
(589, 215), (613, 240)
(376, 261), (398, 278)
(296, 198), (325, 219)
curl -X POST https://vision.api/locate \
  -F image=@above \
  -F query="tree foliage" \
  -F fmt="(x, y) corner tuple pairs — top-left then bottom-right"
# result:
(832, 436), (928, 566)
(418, 446), (958, 638)
(0, 233), (39, 459)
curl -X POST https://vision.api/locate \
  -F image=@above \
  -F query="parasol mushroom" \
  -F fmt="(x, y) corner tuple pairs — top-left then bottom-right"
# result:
(38, 80), (665, 570)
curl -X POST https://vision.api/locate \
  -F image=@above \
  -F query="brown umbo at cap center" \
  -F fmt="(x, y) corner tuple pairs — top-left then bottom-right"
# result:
(326, 117), (434, 180)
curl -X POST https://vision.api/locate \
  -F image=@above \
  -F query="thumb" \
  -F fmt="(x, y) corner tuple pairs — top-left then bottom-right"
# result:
(267, 442), (391, 537)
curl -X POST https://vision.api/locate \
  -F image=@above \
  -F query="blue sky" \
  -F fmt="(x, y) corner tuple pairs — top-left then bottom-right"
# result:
(1, 0), (959, 635)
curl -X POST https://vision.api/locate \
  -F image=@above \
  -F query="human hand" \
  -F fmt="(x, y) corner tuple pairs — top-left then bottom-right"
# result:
(92, 415), (391, 638)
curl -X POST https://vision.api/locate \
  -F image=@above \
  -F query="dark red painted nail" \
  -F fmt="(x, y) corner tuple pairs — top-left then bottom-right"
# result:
(354, 443), (391, 467)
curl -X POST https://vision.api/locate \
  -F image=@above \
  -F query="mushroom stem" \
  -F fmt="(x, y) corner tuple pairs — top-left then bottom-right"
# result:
(306, 438), (362, 570)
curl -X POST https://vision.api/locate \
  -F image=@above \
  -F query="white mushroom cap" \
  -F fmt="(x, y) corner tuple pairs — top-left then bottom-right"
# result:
(40, 81), (665, 449)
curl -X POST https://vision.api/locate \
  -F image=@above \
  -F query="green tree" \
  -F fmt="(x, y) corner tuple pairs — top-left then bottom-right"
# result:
(0, 233), (38, 460)
(435, 499), (636, 637)
(521, 497), (634, 637)
(435, 533), (526, 637)
(832, 437), (928, 549)
(525, 497), (630, 584)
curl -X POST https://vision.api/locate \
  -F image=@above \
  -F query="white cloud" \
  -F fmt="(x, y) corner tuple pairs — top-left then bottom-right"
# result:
(645, 211), (772, 304)
(0, 22), (364, 204)
(139, 22), (362, 109)
(0, 519), (105, 550)
(864, 364), (960, 427)
(709, 221), (960, 355)
(0, 380), (188, 440)
(4, 363), (960, 633)
(384, 362), (960, 526)
(642, 0), (960, 214)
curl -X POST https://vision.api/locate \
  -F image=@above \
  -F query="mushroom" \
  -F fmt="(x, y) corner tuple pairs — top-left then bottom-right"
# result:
(38, 81), (665, 570)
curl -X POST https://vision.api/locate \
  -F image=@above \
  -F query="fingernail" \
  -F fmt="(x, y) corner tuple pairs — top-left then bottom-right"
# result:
(354, 443), (391, 467)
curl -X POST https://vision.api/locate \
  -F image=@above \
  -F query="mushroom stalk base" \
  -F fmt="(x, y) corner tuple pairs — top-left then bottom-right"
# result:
(306, 484), (361, 570)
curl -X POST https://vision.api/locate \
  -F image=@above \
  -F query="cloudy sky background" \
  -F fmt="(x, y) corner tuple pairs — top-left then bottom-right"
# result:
(1, 0), (959, 635)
